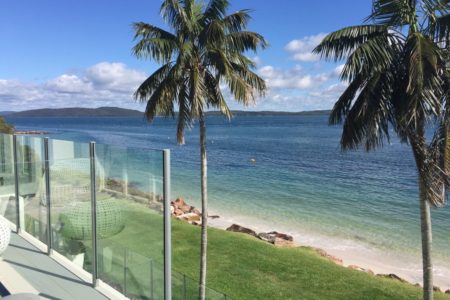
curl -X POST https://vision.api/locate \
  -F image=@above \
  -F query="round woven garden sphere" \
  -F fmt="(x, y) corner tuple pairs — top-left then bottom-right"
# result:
(0, 217), (11, 255)
(59, 199), (125, 240)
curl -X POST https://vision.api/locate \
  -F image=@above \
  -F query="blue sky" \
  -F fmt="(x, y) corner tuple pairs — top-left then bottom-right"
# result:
(0, 0), (372, 112)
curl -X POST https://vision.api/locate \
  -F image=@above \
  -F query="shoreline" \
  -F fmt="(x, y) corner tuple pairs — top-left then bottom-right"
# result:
(205, 207), (450, 291)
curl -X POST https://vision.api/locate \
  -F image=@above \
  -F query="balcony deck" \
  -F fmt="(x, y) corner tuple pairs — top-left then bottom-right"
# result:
(0, 232), (109, 300)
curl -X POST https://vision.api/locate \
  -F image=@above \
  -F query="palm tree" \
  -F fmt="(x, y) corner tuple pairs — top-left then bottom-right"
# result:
(314, 1), (449, 299)
(132, 0), (267, 298)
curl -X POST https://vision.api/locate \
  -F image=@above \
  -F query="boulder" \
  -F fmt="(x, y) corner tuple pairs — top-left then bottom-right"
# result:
(174, 208), (184, 216)
(179, 213), (201, 222)
(174, 197), (185, 208)
(180, 205), (192, 213)
(433, 286), (441, 293)
(257, 232), (276, 243)
(226, 224), (258, 238)
(267, 231), (293, 241)
(445, 289), (450, 295)
(313, 248), (343, 265)
(192, 208), (201, 215)
(376, 274), (407, 283)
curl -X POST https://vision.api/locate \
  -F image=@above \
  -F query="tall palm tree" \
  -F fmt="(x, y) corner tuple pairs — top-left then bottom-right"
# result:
(314, 1), (449, 299)
(132, 0), (267, 298)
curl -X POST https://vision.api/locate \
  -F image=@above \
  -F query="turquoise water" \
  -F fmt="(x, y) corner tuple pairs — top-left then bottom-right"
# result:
(6, 114), (450, 267)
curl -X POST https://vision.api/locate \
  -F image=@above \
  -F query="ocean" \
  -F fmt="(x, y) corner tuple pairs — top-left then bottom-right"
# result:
(6, 114), (450, 284)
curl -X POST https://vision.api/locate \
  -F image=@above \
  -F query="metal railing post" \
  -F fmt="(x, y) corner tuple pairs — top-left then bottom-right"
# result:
(44, 138), (52, 254)
(90, 142), (98, 287)
(150, 259), (154, 300)
(12, 134), (20, 232)
(163, 149), (171, 300)
(123, 247), (128, 295)
(182, 274), (186, 300)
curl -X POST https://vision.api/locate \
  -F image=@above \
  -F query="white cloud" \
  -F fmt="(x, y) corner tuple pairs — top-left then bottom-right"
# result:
(46, 74), (92, 94)
(257, 65), (329, 90)
(285, 33), (327, 62)
(0, 62), (148, 111)
(86, 62), (147, 92)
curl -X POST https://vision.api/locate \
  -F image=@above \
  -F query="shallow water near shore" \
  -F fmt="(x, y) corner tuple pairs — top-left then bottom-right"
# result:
(7, 113), (450, 288)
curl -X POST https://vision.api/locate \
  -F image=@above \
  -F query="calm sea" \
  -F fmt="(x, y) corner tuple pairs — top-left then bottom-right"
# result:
(6, 114), (450, 267)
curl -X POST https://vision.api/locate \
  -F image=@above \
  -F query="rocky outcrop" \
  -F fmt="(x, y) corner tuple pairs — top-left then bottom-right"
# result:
(226, 224), (258, 238)
(313, 248), (343, 266)
(257, 231), (294, 247)
(376, 273), (407, 283)
(170, 197), (208, 226)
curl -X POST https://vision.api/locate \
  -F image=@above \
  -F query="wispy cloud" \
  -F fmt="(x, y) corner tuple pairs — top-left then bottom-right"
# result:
(285, 33), (327, 62)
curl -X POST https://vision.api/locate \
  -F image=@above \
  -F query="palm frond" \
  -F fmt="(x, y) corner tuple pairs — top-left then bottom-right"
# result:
(204, 70), (232, 118)
(202, 0), (228, 22)
(223, 10), (252, 33)
(225, 31), (268, 53)
(404, 32), (444, 126)
(329, 75), (366, 125)
(313, 25), (396, 61)
(134, 63), (174, 102)
(340, 71), (393, 151)
(176, 81), (192, 144)
(365, 0), (415, 26)
(340, 34), (402, 81)
(132, 22), (177, 63)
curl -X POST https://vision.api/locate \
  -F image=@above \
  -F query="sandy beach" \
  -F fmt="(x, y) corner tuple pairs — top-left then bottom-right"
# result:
(207, 208), (450, 291)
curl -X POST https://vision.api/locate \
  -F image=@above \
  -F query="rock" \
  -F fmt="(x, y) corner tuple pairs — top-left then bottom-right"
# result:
(174, 208), (184, 216)
(314, 248), (343, 265)
(376, 274), (407, 283)
(257, 232), (276, 243)
(348, 265), (374, 275)
(445, 289), (450, 295)
(226, 224), (258, 238)
(267, 231), (293, 241)
(433, 286), (441, 293)
(174, 197), (185, 208)
(208, 215), (220, 219)
(180, 205), (192, 213)
(170, 205), (175, 214)
(192, 221), (202, 226)
(179, 213), (201, 222)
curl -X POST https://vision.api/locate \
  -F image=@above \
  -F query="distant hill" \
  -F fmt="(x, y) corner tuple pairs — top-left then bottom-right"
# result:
(10, 107), (144, 117)
(9, 107), (331, 118)
(0, 111), (16, 116)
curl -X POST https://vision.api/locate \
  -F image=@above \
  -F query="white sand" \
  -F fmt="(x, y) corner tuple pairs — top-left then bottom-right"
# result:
(206, 209), (450, 291)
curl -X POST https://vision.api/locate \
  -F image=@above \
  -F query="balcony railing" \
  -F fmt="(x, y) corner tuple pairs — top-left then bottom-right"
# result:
(0, 133), (172, 299)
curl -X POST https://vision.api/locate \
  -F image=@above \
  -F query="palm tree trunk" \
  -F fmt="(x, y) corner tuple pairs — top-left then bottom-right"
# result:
(198, 115), (208, 300)
(419, 187), (433, 300)
(410, 130), (434, 300)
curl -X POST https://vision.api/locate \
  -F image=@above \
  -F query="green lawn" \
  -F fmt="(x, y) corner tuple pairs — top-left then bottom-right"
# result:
(101, 203), (449, 300)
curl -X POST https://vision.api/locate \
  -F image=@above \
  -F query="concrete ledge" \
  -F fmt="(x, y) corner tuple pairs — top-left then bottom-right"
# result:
(0, 257), (39, 295)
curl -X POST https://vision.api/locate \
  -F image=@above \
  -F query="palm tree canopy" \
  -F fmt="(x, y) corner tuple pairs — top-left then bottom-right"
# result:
(314, 0), (450, 206)
(133, 0), (267, 144)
